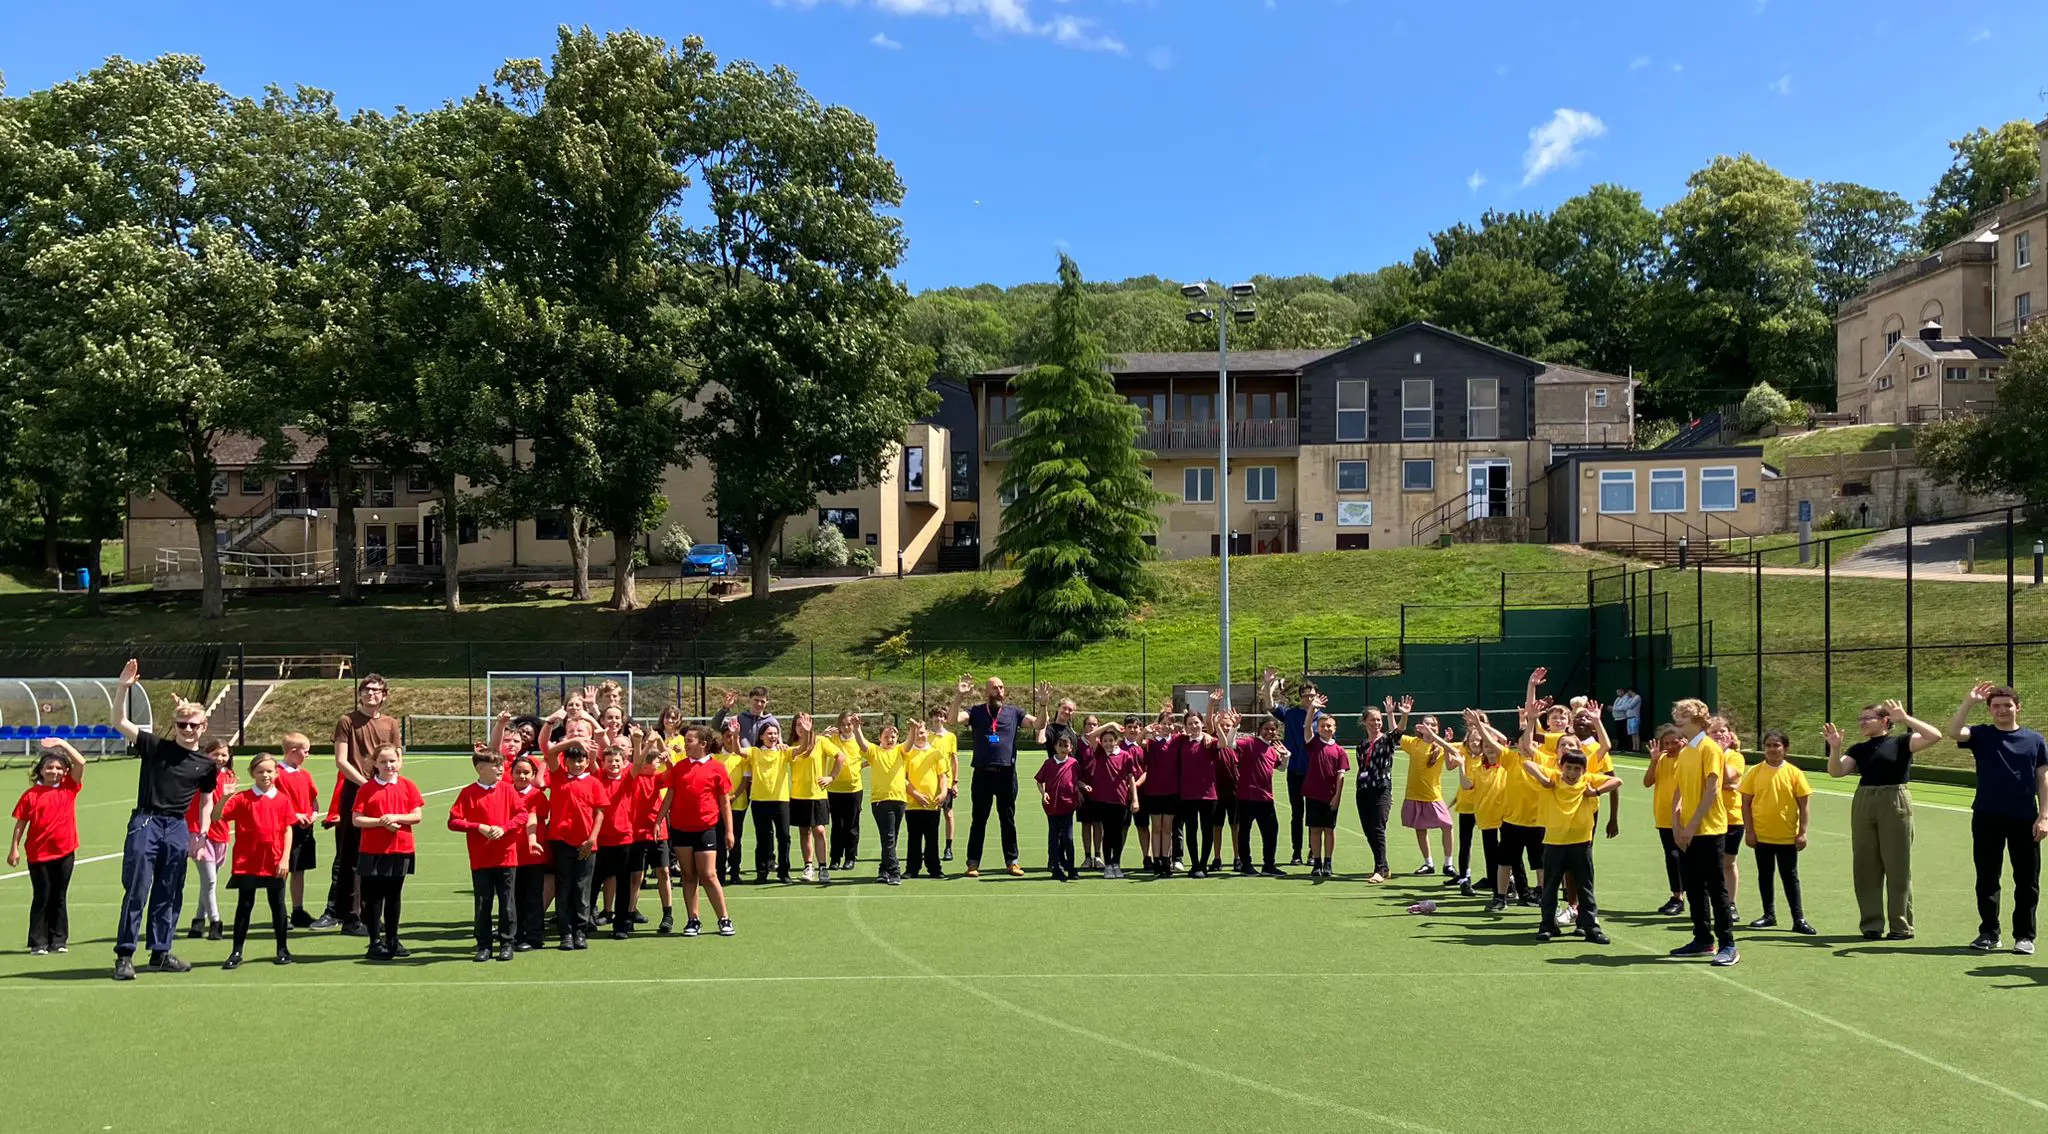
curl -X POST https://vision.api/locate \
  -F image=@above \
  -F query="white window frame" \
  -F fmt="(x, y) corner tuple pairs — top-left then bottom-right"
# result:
(2019, 293), (2033, 326)
(2018, 231), (2033, 270)
(1649, 468), (1686, 514)
(1335, 460), (1369, 492)
(1336, 500), (1373, 527)
(1183, 466), (1215, 504)
(1700, 466), (1738, 513)
(1593, 388), (1608, 409)
(1466, 377), (1499, 440)
(1245, 466), (1277, 503)
(1400, 458), (1434, 492)
(1335, 381), (1367, 442)
(1884, 328), (1902, 350)
(1876, 375), (1893, 390)
(1597, 469), (1635, 514)
(1401, 379), (1432, 441)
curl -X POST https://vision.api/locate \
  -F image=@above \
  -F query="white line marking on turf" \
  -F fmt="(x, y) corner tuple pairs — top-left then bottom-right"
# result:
(843, 890), (1452, 1134)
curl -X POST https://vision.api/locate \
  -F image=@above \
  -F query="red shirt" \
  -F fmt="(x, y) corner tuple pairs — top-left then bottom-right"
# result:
(547, 773), (610, 846)
(1302, 739), (1351, 805)
(1173, 735), (1222, 801)
(1034, 755), (1082, 815)
(11, 776), (80, 863)
(221, 788), (298, 877)
(448, 780), (531, 870)
(274, 763), (320, 826)
(1140, 737), (1179, 797)
(627, 773), (665, 843)
(352, 776), (425, 855)
(665, 758), (733, 832)
(186, 768), (235, 842)
(512, 786), (551, 866)
(1232, 737), (1283, 803)
(596, 771), (638, 847)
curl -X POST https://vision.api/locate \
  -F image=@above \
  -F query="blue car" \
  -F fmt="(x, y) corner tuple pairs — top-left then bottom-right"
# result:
(682, 543), (737, 577)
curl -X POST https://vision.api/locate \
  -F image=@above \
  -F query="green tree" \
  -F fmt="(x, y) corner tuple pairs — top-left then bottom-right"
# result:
(1920, 327), (2048, 509)
(1805, 181), (1916, 313)
(1921, 120), (2042, 250)
(1549, 184), (1660, 375)
(992, 254), (1158, 642)
(1420, 254), (1577, 360)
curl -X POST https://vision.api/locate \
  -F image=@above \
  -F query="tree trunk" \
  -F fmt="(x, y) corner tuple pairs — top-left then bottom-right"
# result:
(333, 462), (360, 603)
(568, 510), (591, 601)
(747, 518), (779, 601)
(440, 479), (463, 615)
(196, 516), (225, 620)
(85, 535), (104, 617)
(39, 487), (61, 572)
(609, 530), (641, 611)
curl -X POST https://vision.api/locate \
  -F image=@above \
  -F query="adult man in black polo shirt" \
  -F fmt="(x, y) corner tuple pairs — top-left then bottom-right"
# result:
(950, 674), (1038, 878)
(1949, 681), (2048, 955)
(110, 659), (220, 981)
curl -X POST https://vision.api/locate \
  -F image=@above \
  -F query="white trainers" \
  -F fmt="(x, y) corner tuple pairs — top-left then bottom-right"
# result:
(1559, 906), (1579, 927)
(819, 867), (831, 885)
(801, 864), (818, 883)
(2017, 939), (2036, 956)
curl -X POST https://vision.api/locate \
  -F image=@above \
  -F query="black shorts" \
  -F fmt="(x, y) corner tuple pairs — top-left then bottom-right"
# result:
(1080, 800), (1118, 824)
(1175, 798), (1209, 823)
(288, 828), (318, 871)
(1500, 822), (1544, 857)
(639, 839), (670, 869)
(1140, 794), (1176, 822)
(791, 798), (829, 827)
(1304, 799), (1339, 829)
(669, 828), (719, 853)
(1722, 826), (1746, 856)
(355, 852), (415, 878)
(226, 873), (285, 891)
(597, 842), (644, 874)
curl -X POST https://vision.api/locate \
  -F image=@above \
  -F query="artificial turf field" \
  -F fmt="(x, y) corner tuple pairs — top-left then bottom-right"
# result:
(4, 751), (2047, 1133)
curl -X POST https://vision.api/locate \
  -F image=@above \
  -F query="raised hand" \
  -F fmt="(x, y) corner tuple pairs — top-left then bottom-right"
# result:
(1398, 695), (1414, 713)
(1822, 722), (1843, 748)
(1310, 692), (1328, 710)
(119, 658), (139, 685)
(1032, 680), (1053, 705)
(1970, 681), (1995, 704)
(794, 711), (814, 734)
(1530, 666), (1548, 687)
(723, 689), (738, 709)
(1209, 688), (1226, 706)
(1881, 699), (1906, 720)
(957, 675), (975, 697)
(497, 710), (513, 724)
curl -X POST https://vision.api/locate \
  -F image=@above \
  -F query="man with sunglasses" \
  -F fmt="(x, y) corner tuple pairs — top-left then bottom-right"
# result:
(109, 658), (220, 980)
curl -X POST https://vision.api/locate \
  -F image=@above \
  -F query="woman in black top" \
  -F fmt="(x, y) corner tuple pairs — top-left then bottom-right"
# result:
(1355, 699), (1400, 883)
(1825, 698), (1945, 939)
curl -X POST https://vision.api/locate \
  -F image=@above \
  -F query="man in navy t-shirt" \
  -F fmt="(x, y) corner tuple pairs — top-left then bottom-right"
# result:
(1259, 667), (1325, 867)
(1949, 681), (2048, 955)
(950, 675), (1037, 877)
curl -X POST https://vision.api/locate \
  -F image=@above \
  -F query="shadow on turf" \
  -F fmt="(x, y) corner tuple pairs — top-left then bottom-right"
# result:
(1831, 942), (1976, 959)
(1966, 965), (2048, 989)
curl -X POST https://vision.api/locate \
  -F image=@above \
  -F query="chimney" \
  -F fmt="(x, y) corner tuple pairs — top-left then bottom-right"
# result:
(1919, 319), (1943, 342)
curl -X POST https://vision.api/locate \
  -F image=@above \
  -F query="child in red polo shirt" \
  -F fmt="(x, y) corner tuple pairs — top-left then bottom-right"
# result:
(448, 750), (530, 962)
(1036, 733), (1083, 881)
(630, 733), (673, 934)
(351, 745), (424, 961)
(220, 754), (299, 970)
(593, 740), (645, 939)
(660, 725), (736, 938)
(10, 738), (85, 955)
(508, 755), (551, 951)
(186, 739), (235, 942)
(272, 732), (320, 928)
(546, 742), (609, 950)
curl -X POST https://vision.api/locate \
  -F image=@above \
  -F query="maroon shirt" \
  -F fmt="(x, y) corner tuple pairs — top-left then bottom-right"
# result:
(1232, 737), (1283, 803)
(1141, 737), (1179, 798)
(1080, 743), (1136, 805)
(1302, 738), (1351, 804)
(1035, 755), (1082, 815)
(1174, 734), (1221, 801)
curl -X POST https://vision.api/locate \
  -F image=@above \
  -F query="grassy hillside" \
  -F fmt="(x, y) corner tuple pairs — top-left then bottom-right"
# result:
(1759, 423), (1914, 470)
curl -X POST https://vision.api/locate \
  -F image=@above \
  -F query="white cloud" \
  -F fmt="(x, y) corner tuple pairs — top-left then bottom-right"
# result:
(1145, 46), (1173, 71)
(1970, 27), (1992, 42)
(870, 31), (903, 48)
(1052, 14), (1124, 53)
(1768, 73), (1792, 95)
(787, 0), (1124, 53)
(1668, 61), (1684, 72)
(1521, 108), (1606, 187)
(1467, 170), (1486, 194)
(1629, 55), (1649, 70)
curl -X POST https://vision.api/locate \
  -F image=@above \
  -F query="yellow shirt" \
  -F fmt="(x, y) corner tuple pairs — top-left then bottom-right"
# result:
(745, 745), (793, 803)
(1503, 748), (1554, 828)
(790, 741), (831, 801)
(905, 743), (949, 810)
(1650, 754), (1680, 830)
(1400, 735), (1444, 804)
(1452, 749), (1483, 815)
(1581, 739), (1611, 777)
(1470, 761), (1508, 829)
(718, 751), (751, 809)
(823, 735), (864, 793)
(1722, 749), (1747, 825)
(930, 729), (959, 775)
(1674, 734), (1730, 836)
(1539, 773), (1612, 844)
(863, 742), (909, 804)
(1739, 761), (1812, 845)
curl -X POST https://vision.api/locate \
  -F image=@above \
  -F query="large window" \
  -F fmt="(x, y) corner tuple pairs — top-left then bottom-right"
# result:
(904, 446), (926, 492)
(2018, 231), (2033, 270)
(2020, 293), (2033, 327)
(1233, 390), (1291, 420)
(1598, 470), (1635, 514)
(1649, 468), (1686, 513)
(405, 469), (431, 494)
(1336, 460), (1369, 492)
(951, 451), (972, 501)
(1701, 466), (1738, 512)
(240, 472), (266, 496)
(1402, 379), (1433, 441)
(535, 509), (570, 541)
(365, 471), (395, 508)
(1400, 459), (1433, 492)
(1337, 500), (1373, 527)
(1335, 381), (1367, 441)
(1593, 388), (1608, 409)
(1466, 377), (1499, 440)
(819, 508), (861, 540)
(1245, 466), (1277, 503)
(1944, 366), (1969, 382)
(1183, 466), (1215, 503)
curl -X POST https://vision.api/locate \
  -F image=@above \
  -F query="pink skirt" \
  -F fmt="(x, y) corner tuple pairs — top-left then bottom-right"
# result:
(1401, 800), (1453, 830)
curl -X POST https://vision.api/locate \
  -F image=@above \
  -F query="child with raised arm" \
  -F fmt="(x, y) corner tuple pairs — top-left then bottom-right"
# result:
(448, 750), (526, 962)
(219, 754), (298, 969)
(788, 713), (844, 885)
(1399, 708), (1457, 876)
(272, 732), (320, 928)
(904, 719), (953, 879)
(1740, 729), (1815, 934)
(745, 721), (797, 884)
(859, 721), (909, 885)
(1519, 732), (1619, 945)
(716, 718), (750, 886)
(1458, 710), (1513, 911)
(186, 739), (235, 942)
(546, 742), (608, 949)
(1221, 712), (1286, 877)
(351, 744), (424, 961)
(1082, 720), (1144, 879)
(1643, 724), (1687, 916)
(11, 738), (85, 954)
(661, 725), (737, 937)
(593, 738), (644, 938)
(508, 755), (550, 952)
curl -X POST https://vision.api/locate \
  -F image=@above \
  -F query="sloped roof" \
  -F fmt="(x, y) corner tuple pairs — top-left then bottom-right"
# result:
(1536, 363), (1635, 386)
(978, 347), (1342, 378)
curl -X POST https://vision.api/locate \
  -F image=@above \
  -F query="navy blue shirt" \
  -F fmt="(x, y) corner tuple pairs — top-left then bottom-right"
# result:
(1274, 704), (1323, 774)
(967, 703), (1027, 770)
(1960, 725), (2048, 820)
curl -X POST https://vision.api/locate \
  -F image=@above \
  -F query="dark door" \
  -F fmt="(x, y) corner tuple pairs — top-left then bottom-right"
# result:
(395, 523), (419, 567)
(952, 521), (979, 547)
(364, 525), (389, 568)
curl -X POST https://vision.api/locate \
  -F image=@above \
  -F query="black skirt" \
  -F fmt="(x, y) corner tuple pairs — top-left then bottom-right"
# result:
(226, 873), (285, 891)
(356, 852), (416, 878)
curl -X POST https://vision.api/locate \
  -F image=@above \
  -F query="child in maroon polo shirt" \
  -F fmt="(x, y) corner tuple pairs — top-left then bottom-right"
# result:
(1036, 734), (1084, 881)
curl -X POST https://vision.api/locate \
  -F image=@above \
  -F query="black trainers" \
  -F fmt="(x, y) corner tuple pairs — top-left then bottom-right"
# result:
(206, 920), (223, 942)
(1972, 933), (2001, 951)
(611, 929), (632, 941)
(496, 944), (514, 961)
(942, 846), (953, 861)
(559, 938), (576, 951)
(148, 951), (192, 973)
(1669, 939), (1714, 958)
(1583, 928), (1611, 945)
(1536, 929), (1555, 943)
(1441, 873), (1465, 887)
(275, 950), (295, 965)
(716, 918), (735, 936)
(1288, 854), (1303, 866)
(632, 911), (649, 925)
(1793, 920), (1817, 935)
(366, 943), (393, 962)
(340, 921), (369, 937)
(683, 918), (702, 938)
(112, 956), (136, 981)
(472, 947), (492, 963)
(186, 916), (204, 939)
(1486, 896), (1508, 913)
(595, 911), (613, 927)
(390, 942), (412, 959)
(222, 952), (244, 971)
(307, 913), (340, 931)
(291, 908), (314, 929)
(1261, 866), (1286, 878)
(658, 913), (675, 935)
(1749, 914), (1778, 930)
(1655, 898), (1684, 916)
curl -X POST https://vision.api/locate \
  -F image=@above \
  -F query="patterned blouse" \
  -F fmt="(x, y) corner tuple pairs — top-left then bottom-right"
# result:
(1355, 733), (1397, 791)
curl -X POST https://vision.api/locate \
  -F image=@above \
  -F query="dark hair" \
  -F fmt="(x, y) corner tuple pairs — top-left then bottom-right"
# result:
(684, 725), (718, 747)
(1298, 682), (1318, 697)
(358, 673), (389, 694)
(561, 741), (590, 761)
(512, 755), (542, 776)
(472, 750), (504, 767)
(1560, 750), (1587, 765)
(246, 752), (279, 776)
(1988, 686), (2021, 707)
(30, 752), (68, 782)
(748, 685), (769, 699)
(1761, 729), (1790, 748)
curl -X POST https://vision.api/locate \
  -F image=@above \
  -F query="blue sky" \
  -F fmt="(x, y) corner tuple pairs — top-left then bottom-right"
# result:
(3, 0), (2043, 291)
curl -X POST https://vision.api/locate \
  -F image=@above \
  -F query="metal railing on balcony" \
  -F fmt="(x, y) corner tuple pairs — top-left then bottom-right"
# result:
(984, 417), (1298, 453)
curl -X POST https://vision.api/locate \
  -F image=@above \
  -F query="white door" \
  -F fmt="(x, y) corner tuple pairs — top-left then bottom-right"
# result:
(1467, 460), (1510, 521)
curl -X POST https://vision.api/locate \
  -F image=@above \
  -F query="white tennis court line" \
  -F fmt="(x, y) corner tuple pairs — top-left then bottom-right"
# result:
(841, 891), (1453, 1134)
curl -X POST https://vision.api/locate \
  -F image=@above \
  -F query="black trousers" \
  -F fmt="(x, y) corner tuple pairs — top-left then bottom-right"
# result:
(967, 765), (1020, 866)
(551, 840), (597, 938)
(1355, 783), (1392, 873)
(721, 806), (748, 883)
(1236, 800), (1279, 868)
(751, 801), (791, 878)
(1680, 834), (1734, 947)
(871, 801), (905, 879)
(1456, 813), (1476, 878)
(25, 853), (72, 951)
(471, 866), (514, 949)
(905, 809), (942, 876)
(324, 780), (363, 925)
(1973, 812), (2042, 941)
(1657, 827), (1685, 894)
(1753, 843), (1805, 921)
(514, 864), (548, 947)
(1480, 828), (1501, 891)
(1285, 770), (1308, 858)
(1047, 812), (1076, 876)
(1540, 843), (1598, 932)
(829, 791), (864, 864)
(1101, 806), (1132, 868)
(359, 875), (404, 949)
(231, 878), (288, 953)
(1176, 800), (1212, 869)
(596, 844), (641, 930)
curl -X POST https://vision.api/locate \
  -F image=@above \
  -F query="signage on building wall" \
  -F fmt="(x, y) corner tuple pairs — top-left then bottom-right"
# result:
(1336, 501), (1373, 527)
(1742, 489), (1757, 504)
(1797, 499), (1811, 522)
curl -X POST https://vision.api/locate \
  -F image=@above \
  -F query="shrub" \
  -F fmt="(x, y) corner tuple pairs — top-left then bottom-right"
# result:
(1816, 509), (1850, 531)
(848, 545), (877, 571)
(1635, 419), (1679, 449)
(1736, 382), (1807, 435)
(783, 524), (849, 569)
(655, 523), (694, 565)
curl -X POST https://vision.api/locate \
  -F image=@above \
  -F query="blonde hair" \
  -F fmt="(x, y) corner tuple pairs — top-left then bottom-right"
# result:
(281, 732), (310, 750)
(1672, 698), (1711, 725)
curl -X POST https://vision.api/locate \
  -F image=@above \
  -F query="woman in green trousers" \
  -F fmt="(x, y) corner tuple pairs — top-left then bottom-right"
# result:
(1824, 699), (1944, 939)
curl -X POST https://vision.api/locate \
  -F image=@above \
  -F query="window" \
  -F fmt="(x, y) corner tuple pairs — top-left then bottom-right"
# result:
(210, 472), (229, 498)
(1945, 366), (1969, 382)
(1402, 379), (1433, 441)
(1649, 468), (1686, 513)
(2019, 293), (2033, 327)
(1233, 391), (1290, 421)
(240, 472), (265, 496)
(365, 471), (394, 508)
(1465, 378), (1499, 440)
(458, 516), (479, 545)
(405, 469), (431, 494)
(1335, 533), (1371, 551)
(1876, 375), (1893, 390)
(1884, 328), (1902, 350)
(951, 451), (972, 501)
(819, 508), (860, 540)
(998, 482), (1019, 507)
(1701, 466), (1737, 512)
(1335, 381), (1367, 441)
(1183, 466), (1215, 503)
(1336, 460), (1369, 492)
(903, 446), (925, 493)
(535, 509), (570, 541)
(1598, 470), (1635, 514)
(1913, 364), (1930, 379)
(1400, 459), (1434, 492)
(1245, 466), (1277, 503)
(2018, 231), (2033, 270)
(1336, 500), (1373, 527)
(1982, 367), (1997, 381)
(1593, 388), (1608, 409)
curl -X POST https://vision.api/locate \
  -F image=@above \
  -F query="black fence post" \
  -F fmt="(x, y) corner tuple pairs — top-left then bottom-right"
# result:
(2007, 507), (2017, 687)
(1140, 637), (1147, 712)
(920, 650), (927, 714)
(1695, 562), (1704, 670)
(1823, 538), (1833, 724)
(1904, 518), (1915, 715)
(466, 642), (475, 749)
(1300, 637), (1308, 682)
(809, 640), (816, 712)
(1753, 548), (1763, 737)
(236, 643), (246, 744)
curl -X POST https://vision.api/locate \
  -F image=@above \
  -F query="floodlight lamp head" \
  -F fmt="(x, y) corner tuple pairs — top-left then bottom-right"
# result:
(1185, 309), (1216, 324)
(1180, 283), (1210, 300)
(1228, 282), (1257, 298)
(1233, 308), (1258, 323)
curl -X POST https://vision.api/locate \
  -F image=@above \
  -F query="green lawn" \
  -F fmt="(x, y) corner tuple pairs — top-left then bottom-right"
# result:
(5, 751), (2043, 1132)
(1760, 423), (1917, 470)
(1715, 528), (1882, 569)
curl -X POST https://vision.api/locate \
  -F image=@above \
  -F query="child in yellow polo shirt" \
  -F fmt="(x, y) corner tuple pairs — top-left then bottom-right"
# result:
(1670, 698), (1738, 966)
(1519, 736), (1620, 944)
(1740, 729), (1815, 934)
(1641, 724), (1685, 916)
(1399, 715), (1460, 877)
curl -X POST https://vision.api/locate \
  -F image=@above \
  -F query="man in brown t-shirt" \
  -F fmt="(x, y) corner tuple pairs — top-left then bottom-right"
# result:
(309, 674), (403, 933)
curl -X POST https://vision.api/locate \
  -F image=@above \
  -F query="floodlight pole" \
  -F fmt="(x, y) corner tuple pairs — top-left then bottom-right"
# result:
(1216, 303), (1231, 708)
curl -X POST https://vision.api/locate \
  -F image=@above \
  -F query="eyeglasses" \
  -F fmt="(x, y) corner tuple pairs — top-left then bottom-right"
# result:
(175, 721), (206, 731)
